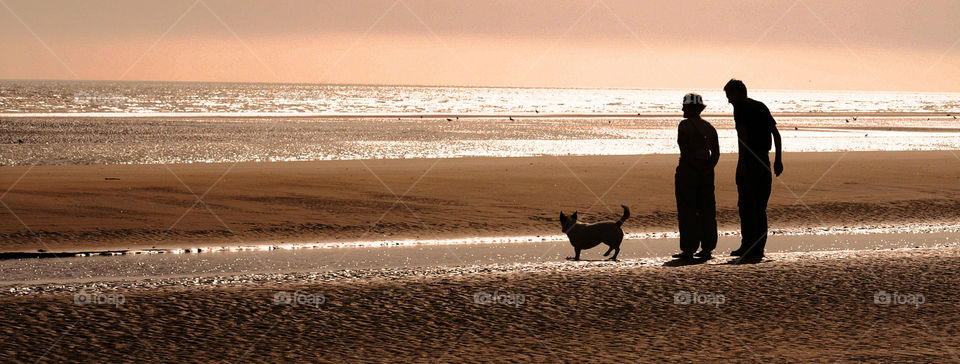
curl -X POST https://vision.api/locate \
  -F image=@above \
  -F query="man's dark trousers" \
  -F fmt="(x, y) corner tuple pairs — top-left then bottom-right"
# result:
(675, 159), (717, 254)
(735, 155), (772, 256)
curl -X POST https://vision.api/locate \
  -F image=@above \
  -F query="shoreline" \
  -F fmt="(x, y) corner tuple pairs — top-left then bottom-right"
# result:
(2, 150), (960, 253)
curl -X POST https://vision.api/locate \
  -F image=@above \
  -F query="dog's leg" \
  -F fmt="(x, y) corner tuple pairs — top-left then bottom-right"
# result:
(603, 246), (614, 257)
(608, 247), (620, 261)
(566, 248), (582, 261)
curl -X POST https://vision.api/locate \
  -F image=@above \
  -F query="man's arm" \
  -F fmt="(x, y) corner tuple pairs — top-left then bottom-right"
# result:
(772, 126), (783, 176)
(762, 102), (783, 176)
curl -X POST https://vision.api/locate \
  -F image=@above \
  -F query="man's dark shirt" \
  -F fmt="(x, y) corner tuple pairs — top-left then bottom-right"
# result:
(733, 98), (776, 158)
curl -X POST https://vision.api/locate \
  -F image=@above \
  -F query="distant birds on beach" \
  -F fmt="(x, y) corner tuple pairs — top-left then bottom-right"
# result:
(509, 116), (514, 121)
(794, 127), (798, 130)
(852, 116), (858, 121)
(535, 109), (539, 114)
(446, 118), (453, 122)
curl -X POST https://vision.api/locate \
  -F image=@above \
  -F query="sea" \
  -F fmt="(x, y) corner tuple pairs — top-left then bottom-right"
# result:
(1, 80), (959, 165)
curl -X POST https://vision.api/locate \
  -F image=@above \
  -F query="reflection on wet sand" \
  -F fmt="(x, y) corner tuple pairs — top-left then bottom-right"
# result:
(3, 228), (959, 290)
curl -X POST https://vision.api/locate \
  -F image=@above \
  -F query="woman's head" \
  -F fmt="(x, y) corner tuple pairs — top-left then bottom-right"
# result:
(682, 93), (706, 118)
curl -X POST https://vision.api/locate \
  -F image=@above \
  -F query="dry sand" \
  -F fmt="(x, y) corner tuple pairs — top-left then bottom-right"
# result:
(2, 151), (960, 252)
(1, 247), (958, 362)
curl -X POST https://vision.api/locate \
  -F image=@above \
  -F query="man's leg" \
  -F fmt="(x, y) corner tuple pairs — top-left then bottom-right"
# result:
(749, 169), (773, 256)
(734, 163), (757, 254)
(675, 165), (699, 255)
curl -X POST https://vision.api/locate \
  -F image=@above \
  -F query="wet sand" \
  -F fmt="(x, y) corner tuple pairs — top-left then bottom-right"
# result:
(2, 246), (959, 362)
(2, 150), (960, 252)
(3, 230), (959, 287)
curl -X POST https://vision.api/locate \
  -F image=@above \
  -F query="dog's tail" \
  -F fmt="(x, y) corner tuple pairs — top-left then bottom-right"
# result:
(616, 205), (630, 226)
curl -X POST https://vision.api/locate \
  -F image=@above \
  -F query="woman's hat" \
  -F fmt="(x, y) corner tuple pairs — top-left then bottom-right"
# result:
(683, 93), (705, 106)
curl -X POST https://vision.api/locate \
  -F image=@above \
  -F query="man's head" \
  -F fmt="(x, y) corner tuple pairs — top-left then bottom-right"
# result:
(724, 79), (747, 104)
(682, 92), (705, 118)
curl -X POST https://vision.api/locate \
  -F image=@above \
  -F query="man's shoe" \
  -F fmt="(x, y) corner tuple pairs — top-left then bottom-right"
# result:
(729, 249), (745, 256)
(694, 250), (713, 258)
(672, 253), (694, 259)
(735, 254), (764, 264)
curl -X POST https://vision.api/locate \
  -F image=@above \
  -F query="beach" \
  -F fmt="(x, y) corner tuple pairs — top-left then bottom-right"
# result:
(2, 246), (959, 362)
(0, 103), (958, 361)
(3, 88), (960, 362)
(4, 150), (960, 361)
(2, 150), (960, 253)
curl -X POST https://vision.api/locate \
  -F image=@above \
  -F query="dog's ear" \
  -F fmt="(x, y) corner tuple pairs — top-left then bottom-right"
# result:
(571, 211), (578, 221)
(559, 212), (566, 221)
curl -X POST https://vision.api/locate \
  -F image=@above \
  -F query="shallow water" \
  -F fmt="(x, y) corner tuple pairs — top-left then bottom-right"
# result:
(3, 116), (960, 165)
(3, 231), (958, 286)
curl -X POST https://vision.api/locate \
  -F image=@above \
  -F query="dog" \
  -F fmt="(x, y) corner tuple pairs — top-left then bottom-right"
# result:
(559, 205), (630, 261)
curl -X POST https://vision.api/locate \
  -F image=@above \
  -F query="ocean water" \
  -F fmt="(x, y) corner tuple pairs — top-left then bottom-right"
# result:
(1, 81), (959, 165)
(2, 80), (959, 115)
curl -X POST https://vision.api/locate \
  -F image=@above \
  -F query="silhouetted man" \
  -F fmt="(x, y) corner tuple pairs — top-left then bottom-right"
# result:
(672, 93), (719, 260)
(724, 79), (782, 259)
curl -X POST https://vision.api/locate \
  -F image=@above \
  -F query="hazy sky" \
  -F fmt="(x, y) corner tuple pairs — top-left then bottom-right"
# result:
(2, 0), (958, 91)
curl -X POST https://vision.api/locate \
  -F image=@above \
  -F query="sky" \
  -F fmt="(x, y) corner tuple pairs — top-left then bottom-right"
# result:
(1, 0), (958, 91)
